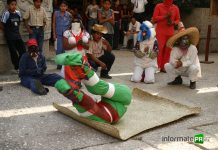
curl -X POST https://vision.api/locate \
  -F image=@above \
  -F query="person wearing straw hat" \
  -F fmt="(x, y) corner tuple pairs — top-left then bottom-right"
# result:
(164, 27), (202, 89)
(87, 24), (115, 79)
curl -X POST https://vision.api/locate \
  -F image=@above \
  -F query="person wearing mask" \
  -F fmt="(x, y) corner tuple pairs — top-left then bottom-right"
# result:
(152, 0), (180, 72)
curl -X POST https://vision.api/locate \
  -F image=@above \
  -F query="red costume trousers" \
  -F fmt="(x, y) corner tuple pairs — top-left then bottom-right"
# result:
(156, 33), (172, 71)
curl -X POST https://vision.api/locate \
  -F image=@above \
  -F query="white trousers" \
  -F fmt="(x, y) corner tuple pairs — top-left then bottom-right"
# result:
(164, 63), (200, 82)
(131, 66), (156, 83)
(123, 34), (138, 47)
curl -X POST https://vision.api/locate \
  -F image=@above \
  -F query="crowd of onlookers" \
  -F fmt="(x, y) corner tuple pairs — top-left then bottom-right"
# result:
(0, 0), (202, 95)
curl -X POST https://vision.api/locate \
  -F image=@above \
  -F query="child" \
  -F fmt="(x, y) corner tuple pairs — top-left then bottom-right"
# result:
(131, 21), (158, 84)
(23, 0), (47, 52)
(19, 39), (62, 95)
(98, 0), (114, 48)
(0, 0), (26, 73)
(52, 0), (72, 69)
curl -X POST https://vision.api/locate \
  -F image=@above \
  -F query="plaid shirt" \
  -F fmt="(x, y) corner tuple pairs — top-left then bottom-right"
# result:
(23, 6), (47, 26)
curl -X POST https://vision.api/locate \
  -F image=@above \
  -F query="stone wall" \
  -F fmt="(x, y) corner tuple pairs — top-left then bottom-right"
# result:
(183, 8), (218, 53)
(0, 0), (53, 73)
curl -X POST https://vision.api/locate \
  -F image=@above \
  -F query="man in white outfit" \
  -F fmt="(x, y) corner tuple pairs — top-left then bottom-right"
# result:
(122, 16), (141, 49)
(131, 21), (158, 84)
(164, 27), (201, 89)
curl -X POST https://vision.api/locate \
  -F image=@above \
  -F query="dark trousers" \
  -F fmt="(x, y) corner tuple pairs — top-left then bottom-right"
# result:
(133, 12), (145, 23)
(29, 27), (44, 52)
(20, 73), (62, 94)
(6, 39), (26, 70)
(113, 21), (120, 49)
(103, 34), (114, 49)
(88, 51), (115, 76)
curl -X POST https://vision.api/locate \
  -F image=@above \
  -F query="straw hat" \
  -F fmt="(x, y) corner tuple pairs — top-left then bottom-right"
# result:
(167, 27), (200, 48)
(92, 24), (108, 34)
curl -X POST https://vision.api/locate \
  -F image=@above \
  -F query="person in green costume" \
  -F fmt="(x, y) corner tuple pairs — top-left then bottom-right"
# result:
(54, 52), (132, 124)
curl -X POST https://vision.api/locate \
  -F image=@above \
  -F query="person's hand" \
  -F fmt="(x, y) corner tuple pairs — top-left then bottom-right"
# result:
(100, 62), (107, 70)
(126, 31), (131, 36)
(165, 12), (172, 19)
(167, 18), (173, 25)
(144, 46), (149, 53)
(175, 60), (182, 68)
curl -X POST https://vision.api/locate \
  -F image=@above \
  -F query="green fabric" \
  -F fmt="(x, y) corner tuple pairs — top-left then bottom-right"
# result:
(83, 65), (95, 79)
(102, 98), (127, 118)
(55, 79), (71, 93)
(73, 90), (84, 101)
(55, 52), (83, 66)
(110, 84), (132, 105)
(86, 80), (109, 95)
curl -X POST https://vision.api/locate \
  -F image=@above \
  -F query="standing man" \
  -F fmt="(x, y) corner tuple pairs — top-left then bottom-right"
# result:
(23, 0), (47, 52)
(152, 0), (180, 72)
(0, 0), (26, 73)
(131, 0), (148, 23)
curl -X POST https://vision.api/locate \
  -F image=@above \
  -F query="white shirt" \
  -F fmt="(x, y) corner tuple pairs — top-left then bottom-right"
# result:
(131, 0), (148, 13)
(128, 21), (141, 32)
(169, 44), (201, 78)
(134, 38), (157, 68)
(85, 4), (99, 19)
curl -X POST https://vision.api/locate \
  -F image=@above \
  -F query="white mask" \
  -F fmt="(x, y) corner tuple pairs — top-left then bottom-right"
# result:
(71, 23), (81, 34)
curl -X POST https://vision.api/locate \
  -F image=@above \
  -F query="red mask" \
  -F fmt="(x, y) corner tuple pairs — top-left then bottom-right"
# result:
(164, 0), (173, 6)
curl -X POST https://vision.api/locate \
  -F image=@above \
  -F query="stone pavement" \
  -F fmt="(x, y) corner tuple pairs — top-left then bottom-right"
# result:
(0, 50), (218, 150)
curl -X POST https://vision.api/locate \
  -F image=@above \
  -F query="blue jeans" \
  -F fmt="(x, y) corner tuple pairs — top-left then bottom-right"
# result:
(29, 27), (44, 52)
(56, 35), (64, 55)
(87, 18), (98, 33)
(20, 74), (62, 94)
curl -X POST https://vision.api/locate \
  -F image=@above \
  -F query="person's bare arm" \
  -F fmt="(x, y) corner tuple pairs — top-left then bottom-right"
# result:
(98, 11), (111, 24)
(102, 39), (112, 52)
(87, 53), (107, 69)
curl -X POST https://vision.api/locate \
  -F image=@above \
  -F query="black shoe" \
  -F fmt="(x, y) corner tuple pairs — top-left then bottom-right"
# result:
(34, 80), (48, 95)
(168, 76), (183, 85)
(190, 81), (196, 89)
(57, 65), (62, 70)
(100, 74), (112, 79)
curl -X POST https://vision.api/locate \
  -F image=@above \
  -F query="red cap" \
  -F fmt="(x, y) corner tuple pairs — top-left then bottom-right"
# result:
(27, 39), (38, 47)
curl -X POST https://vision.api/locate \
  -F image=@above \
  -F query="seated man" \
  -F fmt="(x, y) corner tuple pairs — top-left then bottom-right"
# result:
(19, 39), (62, 95)
(122, 16), (141, 49)
(164, 27), (201, 89)
(87, 24), (115, 79)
